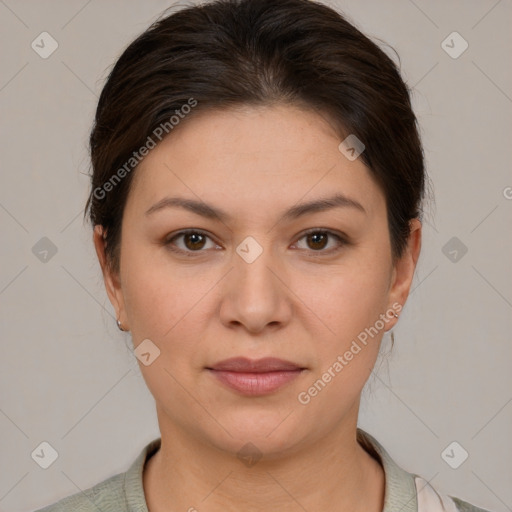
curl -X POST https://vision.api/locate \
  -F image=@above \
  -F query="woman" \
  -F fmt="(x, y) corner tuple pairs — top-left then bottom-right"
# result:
(37, 0), (492, 510)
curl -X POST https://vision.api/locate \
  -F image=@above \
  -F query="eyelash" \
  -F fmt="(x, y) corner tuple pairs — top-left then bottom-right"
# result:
(164, 228), (348, 258)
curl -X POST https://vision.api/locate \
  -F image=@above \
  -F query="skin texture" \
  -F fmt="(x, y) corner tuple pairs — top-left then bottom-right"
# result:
(94, 105), (421, 511)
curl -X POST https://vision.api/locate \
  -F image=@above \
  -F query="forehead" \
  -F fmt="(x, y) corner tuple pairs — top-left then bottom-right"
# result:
(127, 105), (384, 221)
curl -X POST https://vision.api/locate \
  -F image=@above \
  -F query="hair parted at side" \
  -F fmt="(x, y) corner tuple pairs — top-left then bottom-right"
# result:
(86, 0), (426, 272)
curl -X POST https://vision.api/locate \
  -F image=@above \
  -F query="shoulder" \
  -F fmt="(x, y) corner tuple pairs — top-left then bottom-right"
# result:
(356, 428), (494, 512)
(33, 472), (127, 512)
(414, 476), (493, 512)
(33, 437), (160, 512)
(450, 496), (493, 512)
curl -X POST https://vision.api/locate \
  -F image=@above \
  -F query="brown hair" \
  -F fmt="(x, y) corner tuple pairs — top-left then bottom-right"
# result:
(86, 0), (426, 272)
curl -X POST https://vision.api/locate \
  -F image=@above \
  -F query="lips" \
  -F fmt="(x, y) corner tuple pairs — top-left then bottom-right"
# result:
(209, 357), (303, 372)
(207, 357), (305, 396)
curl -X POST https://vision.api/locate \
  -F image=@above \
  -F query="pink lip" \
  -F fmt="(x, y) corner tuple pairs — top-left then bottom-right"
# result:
(207, 357), (305, 396)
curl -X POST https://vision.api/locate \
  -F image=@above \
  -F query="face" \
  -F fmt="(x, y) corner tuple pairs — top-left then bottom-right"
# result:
(95, 105), (420, 458)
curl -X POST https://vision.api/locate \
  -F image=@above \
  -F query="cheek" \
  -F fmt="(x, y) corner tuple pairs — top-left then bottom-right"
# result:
(120, 238), (184, 330)
(121, 264), (171, 336)
(292, 267), (390, 418)
(297, 257), (391, 343)
(120, 260), (209, 410)
(120, 249), (216, 363)
(294, 256), (392, 406)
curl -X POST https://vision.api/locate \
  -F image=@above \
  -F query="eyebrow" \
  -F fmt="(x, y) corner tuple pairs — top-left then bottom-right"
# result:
(145, 193), (366, 222)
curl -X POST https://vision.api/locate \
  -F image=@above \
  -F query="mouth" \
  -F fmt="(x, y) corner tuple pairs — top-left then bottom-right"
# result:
(206, 357), (306, 396)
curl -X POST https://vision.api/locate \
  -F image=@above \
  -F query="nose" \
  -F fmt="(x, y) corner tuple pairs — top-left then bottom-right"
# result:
(218, 240), (293, 335)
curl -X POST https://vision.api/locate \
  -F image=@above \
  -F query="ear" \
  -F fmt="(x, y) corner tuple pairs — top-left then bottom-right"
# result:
(93, 225), (128, 330)
(386, 218), (422, 326)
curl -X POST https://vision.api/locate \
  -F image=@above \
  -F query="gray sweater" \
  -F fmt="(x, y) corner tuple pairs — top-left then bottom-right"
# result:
(34, 429), (492, 512)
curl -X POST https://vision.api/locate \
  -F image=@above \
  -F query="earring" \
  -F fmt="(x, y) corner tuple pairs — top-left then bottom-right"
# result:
(116, 319), (125, 332)
(393, 312), (399, 318)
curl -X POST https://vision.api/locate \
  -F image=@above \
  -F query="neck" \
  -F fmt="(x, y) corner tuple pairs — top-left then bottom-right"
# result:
(144, 407), (385, 512)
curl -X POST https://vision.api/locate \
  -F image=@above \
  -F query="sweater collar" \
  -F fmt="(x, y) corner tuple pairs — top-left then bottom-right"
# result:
(357, 428), (418, 512)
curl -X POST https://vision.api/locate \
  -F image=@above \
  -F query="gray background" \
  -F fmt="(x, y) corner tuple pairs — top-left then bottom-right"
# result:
(0, 0), (511, 510)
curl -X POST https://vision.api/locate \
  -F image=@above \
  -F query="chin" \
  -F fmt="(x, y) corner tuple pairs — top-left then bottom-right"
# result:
(206, 407), (311, 459)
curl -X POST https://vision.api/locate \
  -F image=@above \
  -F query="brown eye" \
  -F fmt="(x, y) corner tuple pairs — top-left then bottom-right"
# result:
(165, 230), (217, 255)
(306, 232), (329, 250)
(183, 232), (207, 250)
(294, 229), (347, 254)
